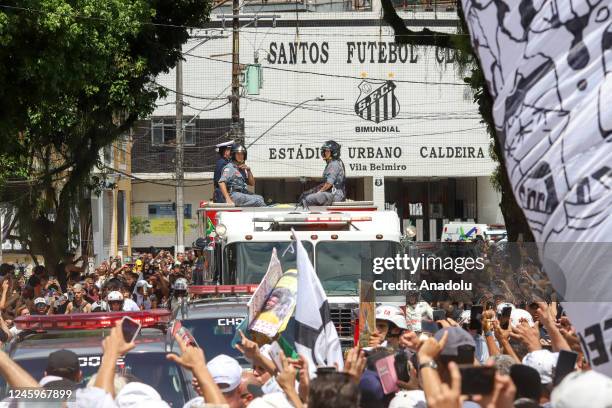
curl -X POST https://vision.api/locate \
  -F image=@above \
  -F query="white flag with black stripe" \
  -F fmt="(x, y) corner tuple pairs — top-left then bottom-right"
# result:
(293, 231), (344, 378)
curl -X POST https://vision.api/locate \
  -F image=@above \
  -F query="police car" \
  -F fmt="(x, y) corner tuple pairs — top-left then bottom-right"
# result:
(2, 310), (197, 406)
(177, 285), (254, 366)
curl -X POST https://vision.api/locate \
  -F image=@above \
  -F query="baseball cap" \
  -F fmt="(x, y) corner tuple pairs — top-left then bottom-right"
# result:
(551, 371), (612, 408)
(389, 390), (426, 408)
(207, 354), (242, 392)
(216, 140), (234, 149)
(375, 305), (408, 330)
(521, 349), (558, 385)
(434, 327), (476, 357)
(359, 369), (385, 406)
(46, 350), (80, 377)
(135, 259), (143, 266)
(510, 308), (535, 328)
(34, 297), (47, 306)
(115, 382), (170, 408)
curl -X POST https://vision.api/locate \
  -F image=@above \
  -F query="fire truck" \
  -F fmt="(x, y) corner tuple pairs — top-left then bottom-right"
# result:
(195, 201), (408, 346)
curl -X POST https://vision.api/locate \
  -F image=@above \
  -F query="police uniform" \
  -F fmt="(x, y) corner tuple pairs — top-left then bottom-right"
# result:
(213, 141), (234, 203)
(218, 161), (266, 207)
(303, 159), (346, 206)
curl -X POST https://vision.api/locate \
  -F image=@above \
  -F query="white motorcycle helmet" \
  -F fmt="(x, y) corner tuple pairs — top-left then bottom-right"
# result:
(173, 278), (188, 292)
(107, 291), (124, 311)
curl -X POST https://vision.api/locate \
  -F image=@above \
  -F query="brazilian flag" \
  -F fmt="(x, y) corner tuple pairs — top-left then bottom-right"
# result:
(205, 216), (215, 236)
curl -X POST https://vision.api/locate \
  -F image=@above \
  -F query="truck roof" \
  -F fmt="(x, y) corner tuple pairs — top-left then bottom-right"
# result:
(217, 209), (401, 243)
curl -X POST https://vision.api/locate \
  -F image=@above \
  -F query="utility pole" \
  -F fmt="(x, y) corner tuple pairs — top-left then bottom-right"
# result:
(231, 0), (243, 143)
(175, 58), (185, 255)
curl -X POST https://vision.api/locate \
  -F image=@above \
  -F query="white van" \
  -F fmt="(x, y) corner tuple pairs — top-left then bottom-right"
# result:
(440, 222), (507, 242)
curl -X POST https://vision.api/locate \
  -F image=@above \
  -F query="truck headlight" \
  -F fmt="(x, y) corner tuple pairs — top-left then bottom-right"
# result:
(215, 224), (227, 237)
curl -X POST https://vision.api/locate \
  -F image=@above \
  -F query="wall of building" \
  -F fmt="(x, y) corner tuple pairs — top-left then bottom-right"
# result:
(477, 176), (504, 225)
(131, 181), (214, 249)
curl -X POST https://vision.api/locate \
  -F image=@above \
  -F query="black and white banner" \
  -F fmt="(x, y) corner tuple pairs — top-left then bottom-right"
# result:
(293, 231), (344, 378)
(462, 0), (612, 376)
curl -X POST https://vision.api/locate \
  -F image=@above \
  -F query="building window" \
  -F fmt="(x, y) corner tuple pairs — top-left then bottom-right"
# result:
(117, 190), (126, 246)
(103, 145), (113, 165)
(148, 203), (192, 219)
(151, 119), (195, 146)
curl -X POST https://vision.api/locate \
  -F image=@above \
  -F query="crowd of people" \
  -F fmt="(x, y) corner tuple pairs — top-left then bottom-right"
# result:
(0, 249), (200, 341)
(0, 290), (608, 407)
(0, 243), (608, 407)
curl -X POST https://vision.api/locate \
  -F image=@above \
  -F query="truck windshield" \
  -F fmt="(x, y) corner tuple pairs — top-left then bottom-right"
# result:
(226, 241), (314, 284)
(315, 241), (402, 296)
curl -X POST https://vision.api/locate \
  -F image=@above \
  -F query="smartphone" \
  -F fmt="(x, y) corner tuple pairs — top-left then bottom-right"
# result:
(121, 316), (142, 343)
(554, 350), (578, 386)
(469, 306), (483, 331)
(432, 309), (446, 322)
(459, 365), (495, 395)
(375, 354), (399, 394)
(500, 306), (512, 330)
(268, 341), (284, 371)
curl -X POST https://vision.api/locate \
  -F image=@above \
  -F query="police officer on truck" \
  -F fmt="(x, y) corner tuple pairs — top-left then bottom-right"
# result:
(218, 143), (266, 207)
(213, 141), (233, 203)
(301, 140), (346, 206)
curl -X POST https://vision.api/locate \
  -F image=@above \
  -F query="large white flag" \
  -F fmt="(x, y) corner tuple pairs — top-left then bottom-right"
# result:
(461, 0), (612, 376)
(293, 231), (344, 378)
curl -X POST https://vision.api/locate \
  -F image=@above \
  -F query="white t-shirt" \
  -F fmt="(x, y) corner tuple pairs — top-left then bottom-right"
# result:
(122, 298), (141, 312)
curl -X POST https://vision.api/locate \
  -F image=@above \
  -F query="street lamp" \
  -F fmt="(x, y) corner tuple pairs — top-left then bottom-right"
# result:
(246, 96), (340, 148)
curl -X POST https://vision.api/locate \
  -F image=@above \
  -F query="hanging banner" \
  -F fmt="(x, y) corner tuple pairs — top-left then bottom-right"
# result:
(461, 0), (612, 376)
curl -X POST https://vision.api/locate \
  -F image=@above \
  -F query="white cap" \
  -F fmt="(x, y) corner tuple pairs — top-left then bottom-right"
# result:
(34, 297), (47, 306)
(107, 291), (123, 302)
(207, 354), (242, 392)
(375, 305), (408, 330)
(510, 308), (535, 328)
(389, 390), (426, 408)
(136, 280), (152, 288)
(551, 371), (612, 408)
(115, 382), (170, 408)
(215, 141), (234, 148)
(496, 302), (515, 315)
(521, 349), (558, 385)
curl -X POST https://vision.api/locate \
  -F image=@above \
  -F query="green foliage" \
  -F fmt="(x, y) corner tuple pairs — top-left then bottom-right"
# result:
(0, 0), (211, 268)
(130, 216), (151, 236)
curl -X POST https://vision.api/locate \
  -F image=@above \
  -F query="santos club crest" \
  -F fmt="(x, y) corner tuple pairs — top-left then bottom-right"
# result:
(354, 80), (400, 123)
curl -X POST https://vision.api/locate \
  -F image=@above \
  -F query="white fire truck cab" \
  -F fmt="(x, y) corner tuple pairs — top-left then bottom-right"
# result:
(196, 201), (407, 345)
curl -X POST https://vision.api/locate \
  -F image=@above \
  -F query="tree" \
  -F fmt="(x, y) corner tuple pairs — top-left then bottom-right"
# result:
(0, 0), (211, 274)
(131, 216), (151, 237)
(380, 0), (533, 242)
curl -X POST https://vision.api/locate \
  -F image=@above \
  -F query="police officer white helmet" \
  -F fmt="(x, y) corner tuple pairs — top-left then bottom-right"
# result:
(107, 291), (124, 311)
